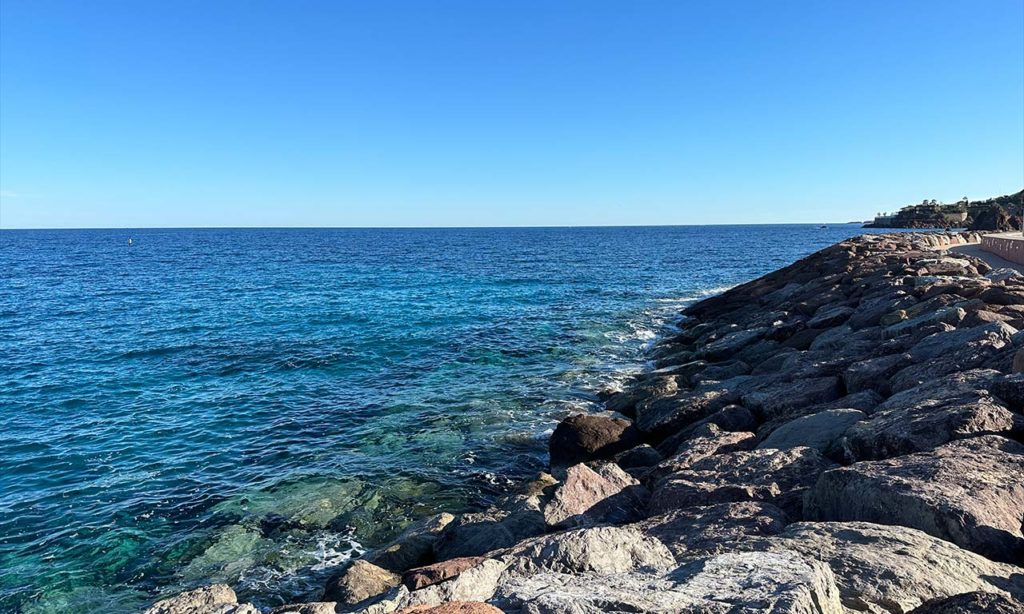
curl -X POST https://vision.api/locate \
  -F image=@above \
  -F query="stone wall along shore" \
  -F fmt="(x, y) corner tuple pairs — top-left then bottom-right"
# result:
(145, 231), (1024, 614)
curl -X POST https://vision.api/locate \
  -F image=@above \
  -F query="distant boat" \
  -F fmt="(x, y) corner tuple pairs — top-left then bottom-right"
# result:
(818, 225), (828, 229)
(127, 238), (134, 246)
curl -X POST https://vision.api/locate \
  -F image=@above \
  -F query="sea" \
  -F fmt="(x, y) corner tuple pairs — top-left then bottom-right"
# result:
(0, 225), (892, 613)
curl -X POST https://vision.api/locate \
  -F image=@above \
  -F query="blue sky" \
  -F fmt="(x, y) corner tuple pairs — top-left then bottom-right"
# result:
(1, 1), (1021, 228)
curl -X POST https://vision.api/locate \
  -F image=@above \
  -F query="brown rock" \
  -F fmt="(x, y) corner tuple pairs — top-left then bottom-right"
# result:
(402, 557), (485, 591)
(548, 414), (642, 469)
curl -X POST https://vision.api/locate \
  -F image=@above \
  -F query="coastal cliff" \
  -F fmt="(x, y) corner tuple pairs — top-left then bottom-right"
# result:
(865, 190), (1024, 230)
(146, 232), (1024, 614)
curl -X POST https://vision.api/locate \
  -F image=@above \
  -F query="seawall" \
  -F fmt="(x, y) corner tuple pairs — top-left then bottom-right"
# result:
(145, 232), (1024, 614)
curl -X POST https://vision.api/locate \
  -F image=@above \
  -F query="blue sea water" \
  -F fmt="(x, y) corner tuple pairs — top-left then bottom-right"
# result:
(0, 225), (888, 613)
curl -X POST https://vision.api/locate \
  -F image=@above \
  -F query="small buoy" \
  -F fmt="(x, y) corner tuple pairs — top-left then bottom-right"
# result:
(128, 238), (134, 246)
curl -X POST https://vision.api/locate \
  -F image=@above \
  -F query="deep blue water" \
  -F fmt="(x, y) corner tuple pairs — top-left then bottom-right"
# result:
(0, 225), (888, 613)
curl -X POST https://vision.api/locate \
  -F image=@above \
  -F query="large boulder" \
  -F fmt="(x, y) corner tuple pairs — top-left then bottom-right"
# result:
(395, 603), (503, 614)
(842, 353), (909, 396)
(632, 502), (789, 559)
(741, 376), (843, 421)
(324, 559), (401, 605)
(501, 526), (676, 576)
(541, 463), (647, 528)
(548, 414), (642, 469)
(648, 446), (836, 519)
(757, 409), (864, 457)
(634, 377), (757, 438)
(143, 585), (258, 614)
(491, 550), (843, 614)
(741, 522), (1024, 614)
(839, 375), (1016, 461)
(805, 436), (1024, 564)
(646, 423), (755, 484)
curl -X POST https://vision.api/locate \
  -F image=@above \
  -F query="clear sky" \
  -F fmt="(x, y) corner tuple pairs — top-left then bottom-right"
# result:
(1, 1), (1022, 228)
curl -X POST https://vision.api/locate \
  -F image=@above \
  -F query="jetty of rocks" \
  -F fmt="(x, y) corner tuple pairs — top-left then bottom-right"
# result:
(146, 232), (1024, 614)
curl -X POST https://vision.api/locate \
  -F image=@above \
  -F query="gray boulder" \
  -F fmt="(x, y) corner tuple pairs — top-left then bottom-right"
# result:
(757, 409), (864, 456)
(805, 436), (1024, 564)
(648, 446), (836, 519)
(632, 502), (789, 559)
(646, 423), (755, 484)
(840, 379), (1016, 461)
(742, 522), (1024, 614)
(842, 353), (909, 396)
(143, 585), (259, 614)
(501, 526), (675, 577)
(433, 509), (545, 561)
(742, 376), (843, 421)
(492, 550), (843, 614)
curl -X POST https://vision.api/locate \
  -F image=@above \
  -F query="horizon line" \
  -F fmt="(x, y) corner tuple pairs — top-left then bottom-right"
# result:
(0, 221), (873, 231)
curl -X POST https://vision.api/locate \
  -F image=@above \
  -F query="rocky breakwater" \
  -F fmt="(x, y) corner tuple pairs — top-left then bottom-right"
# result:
(145, 232), (1024, 614)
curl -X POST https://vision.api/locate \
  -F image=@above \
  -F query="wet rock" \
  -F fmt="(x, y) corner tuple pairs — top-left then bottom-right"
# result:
(908, 592), (1024, 614)
(632, 502), (789, 559)
(363, 513), (455, 572)
(757, 409), (864, 456)
(542, 462), (647, 528)
(143, 585), (258, 614)
(689, 360), (751, 385)
(646, 423), (755, 484)
(492, 550), (843, 614)
(742, 376), (843, 422)
(324, 559), (401, 605)
(648, 446), (836, 519)
(502, 526), (675, 576)
(840, 376), (1016, 460)
(698, 327), (766, 361)
(742, 522), (1024, 614)
(806, 436), (1024, 563)
(548, 414), (642, 469)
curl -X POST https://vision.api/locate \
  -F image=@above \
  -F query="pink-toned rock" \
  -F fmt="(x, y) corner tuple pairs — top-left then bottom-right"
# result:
(402, 556), (485, 591)
(396, 602), (503, 614)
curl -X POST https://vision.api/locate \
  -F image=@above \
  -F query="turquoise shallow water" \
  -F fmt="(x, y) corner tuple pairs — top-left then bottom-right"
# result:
(0, 225), (885, 612)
